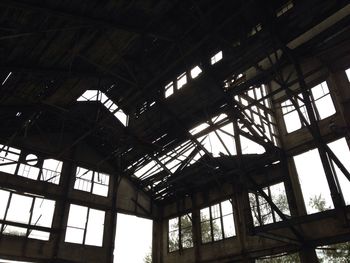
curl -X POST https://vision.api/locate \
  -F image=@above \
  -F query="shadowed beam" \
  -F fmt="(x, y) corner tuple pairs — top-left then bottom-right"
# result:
(0, 0), (173, 42)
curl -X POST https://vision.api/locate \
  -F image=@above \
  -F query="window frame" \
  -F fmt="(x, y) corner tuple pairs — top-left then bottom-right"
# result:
(200, 199), (236, 244)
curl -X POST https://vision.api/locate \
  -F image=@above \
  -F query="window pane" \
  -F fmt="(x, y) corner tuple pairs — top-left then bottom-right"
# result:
(294, 149), (334, 214)
(6, 194), (32, 224)
(0, 190), (10, 220)
(169, 230), (179, 251)
(212, 218), (223, 241)
(41, 159), (62, 184)
(169, 217), (179, 232)
(223, 215), (235, 238)
(270, 183), (290, 217)
(31, 198), (55, 228)
(65, 227), (84, 244)
(221, 200), (233, 216)
(201, 221), (212, 243)
(211, 204), (221, 219)
(327, 138), (350, 205)
(28, 230), (50, 241)
(3, 225), (27, 236)
(74, 167), (93, 192)
(314, 95), (336, 119)
(17, 164), (40, 180)
(67, 204), (88, 228)
(85, 209), (105, 246)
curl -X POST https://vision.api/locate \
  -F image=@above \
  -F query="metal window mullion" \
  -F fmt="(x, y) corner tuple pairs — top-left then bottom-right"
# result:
(1, 192), (12, 234)
(268, 187), (277, 223)
(26, 197), (36, 237)
(209, 206), (214, 242)
(255, 192), (262, 226)
(219, 203), (225, 239)
(82, 207), (90, 245)
(178, 216), (182, 250)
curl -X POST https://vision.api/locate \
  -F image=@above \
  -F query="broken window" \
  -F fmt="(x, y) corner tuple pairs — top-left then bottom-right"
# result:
(310, 81), (336, 120)
(114, 213), (153, 262)
(65, 204), (105, 246)
(276, 0), (294, 17)
(281, 96), (309, 133)
(190, 114), (237, 157)
(316, 241), (350, 262)
(0, 144), (21, 174)
(18, 154), (40, 180)
(235, 85), (279, 146)
(74, 167), (110, 197)
(190, 66), (202, 79)
(0, 189), (55, 241)
(211, 51), (223, 65)
(168, 213), (193, 252)
(327, 137), (350, 205)
(165, 82), (174, 98)
(281, 82), (335, 133)
(77, 90), (128, 126)
(249, 182), (290, 226)
(293, 149), (334, 214)
(41, 159), (62, 184)
(177, 72), (187, 89)
(200, 199), (236, 243)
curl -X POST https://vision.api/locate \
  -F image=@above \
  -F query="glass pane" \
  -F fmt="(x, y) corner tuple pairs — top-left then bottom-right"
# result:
(327, 138), (350, 205)
(65, 227), (84, 244)
(181, 226), (193, 248)
(223, 215), (236, 238)
(201, 222), (212, 243)
(270, 183), (290, 216)
(200, 207), (210, 222)
(169, 230), (179, 251)
(3, 225), (27, 236)
(211, 204), (221, 219)
(258, 195), (274, 225)
(284, 111), (302, 133)
(67, 204), (88, 228)
(28, 230), (50, 241)
(41, 159), (62, 184)
(315, 95), (336, 120)
(0, 190), (10, 220)
(212, 218), (223, 241)
(249, 193), (261, 226)
(169, 217), (179, 232)
(6, 194), (32, 224)
(294, 149), (334, 214)
(85, 209), (105, 246)
(221, 200), (233, 216)
(31, 198), (55, 227)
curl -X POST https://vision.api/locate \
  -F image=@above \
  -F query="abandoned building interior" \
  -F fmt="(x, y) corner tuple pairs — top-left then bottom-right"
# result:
(1, 0), (350, 262)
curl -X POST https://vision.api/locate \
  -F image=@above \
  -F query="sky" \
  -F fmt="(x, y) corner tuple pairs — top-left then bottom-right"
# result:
(114, 213), (153, 263)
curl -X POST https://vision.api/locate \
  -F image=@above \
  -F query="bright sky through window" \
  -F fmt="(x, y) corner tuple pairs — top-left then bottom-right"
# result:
(114, 213), (153, 263)
(190, 66), (202, 79)
(77, 90), (128, 126)
(346, 68), (350, 82)
(210, 51), (223, 65)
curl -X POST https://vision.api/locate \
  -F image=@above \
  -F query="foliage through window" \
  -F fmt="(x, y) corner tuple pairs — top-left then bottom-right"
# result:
(249, 182), (290, 226)
(281, 81), (335, 133)
(168, 213), (193, 252)
(200, 199), (236, 243)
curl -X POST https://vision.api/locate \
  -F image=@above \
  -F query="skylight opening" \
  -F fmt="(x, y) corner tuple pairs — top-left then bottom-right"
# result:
(211, 51), (223, 65)
(190, 66), (202, 79)
(276, 1), (294, 17)
(165, 82), (174, 98)
(77, 90), (128, 127)
(177, 73), (187, 89)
